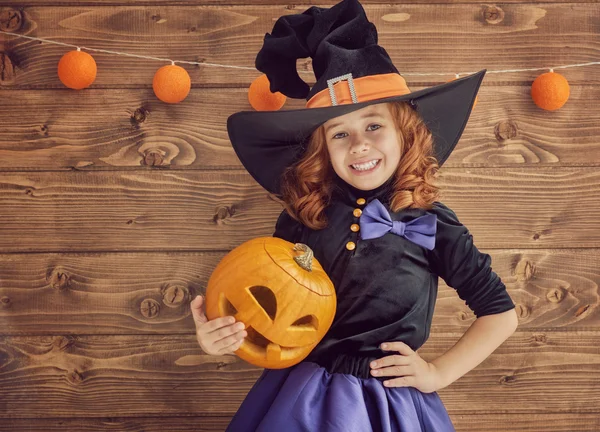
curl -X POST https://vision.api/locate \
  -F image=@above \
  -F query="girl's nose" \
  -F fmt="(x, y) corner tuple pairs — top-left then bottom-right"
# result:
(350, 137), (370, 154)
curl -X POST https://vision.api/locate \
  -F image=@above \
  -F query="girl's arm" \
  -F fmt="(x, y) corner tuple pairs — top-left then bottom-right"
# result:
(431, 308), (519, 391)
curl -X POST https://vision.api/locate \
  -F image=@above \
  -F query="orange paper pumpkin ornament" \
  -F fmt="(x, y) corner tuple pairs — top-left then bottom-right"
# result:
(152, 64), (191, 104)
(531, 71), (570, 111)
(205, 237), (336, 369)
(57, 50), (97, 90)
(248, 74), (287, 111)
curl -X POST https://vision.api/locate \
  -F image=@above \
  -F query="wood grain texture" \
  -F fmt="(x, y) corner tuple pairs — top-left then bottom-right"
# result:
(0, 414), (599, 432)
(0, 4), (598, 89)
(0, 168), (599, 253)
(1, 414), (599, 432)
(1, 1), (599, 429)
(0, 85), (598, 170)
(0, 247), (598, 335)
(0, 332), (599, 418)
(2, 0), (599, 5)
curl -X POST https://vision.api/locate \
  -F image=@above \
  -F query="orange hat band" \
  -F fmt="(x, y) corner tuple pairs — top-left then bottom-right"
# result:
(305, 73), (411, 109)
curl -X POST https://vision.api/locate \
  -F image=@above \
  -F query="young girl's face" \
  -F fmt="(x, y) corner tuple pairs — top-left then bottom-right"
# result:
(323, 102), (402, 191)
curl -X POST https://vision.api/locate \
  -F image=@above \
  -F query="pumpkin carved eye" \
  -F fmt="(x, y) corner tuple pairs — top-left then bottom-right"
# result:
(249, 285), (277, 321)
(291, 315), (319, 331)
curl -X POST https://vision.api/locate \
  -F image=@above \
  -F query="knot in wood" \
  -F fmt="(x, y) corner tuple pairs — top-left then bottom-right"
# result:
(48, 268), (71, 290)
(131, 107), (148, 125)
(515, 259), (536, 281)
(162, 285), (189, 308)
(515, 304), (530, 319)
(0, 296), (11, 307)
(458, 310), (470, 321)
(546, 288), (565, 303)
(499, 375), (516, 385)
(0, 9), (23, 32)
(213, 206), (234, 223)
(494, 120), (518, 142)
(531, 333), (547, 344)
(53, 335), (74, 351)
(142, 149), (165, 166)
(67, 370), (84, 385)
(482, 6), (504, 25)
(0, 52), (16, 83)
(141, 298), (160, 318)
(574, 304), (591, 318)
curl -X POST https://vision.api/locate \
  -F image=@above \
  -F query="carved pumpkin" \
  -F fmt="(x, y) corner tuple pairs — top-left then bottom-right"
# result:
(205, 237), (336, 369)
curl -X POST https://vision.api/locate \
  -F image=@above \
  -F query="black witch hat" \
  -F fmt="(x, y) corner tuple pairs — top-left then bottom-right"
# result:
(227, 0), (485, 195)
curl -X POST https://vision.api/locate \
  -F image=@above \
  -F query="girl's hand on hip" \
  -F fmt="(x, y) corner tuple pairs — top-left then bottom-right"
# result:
(370, 341), (441, 393)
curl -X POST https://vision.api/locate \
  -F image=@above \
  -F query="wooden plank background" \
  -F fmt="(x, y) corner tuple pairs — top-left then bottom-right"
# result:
(1, 2), (599, 431)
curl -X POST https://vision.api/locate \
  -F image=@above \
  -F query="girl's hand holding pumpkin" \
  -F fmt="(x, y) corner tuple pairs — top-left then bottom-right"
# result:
(191, 295), (247, 355)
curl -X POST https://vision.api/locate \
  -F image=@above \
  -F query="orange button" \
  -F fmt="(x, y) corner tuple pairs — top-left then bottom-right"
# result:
(351, 223), (360, 232)
(346, 241), (356, 251)
(356, 198), (366, 205)
(353, 208), (362, 217)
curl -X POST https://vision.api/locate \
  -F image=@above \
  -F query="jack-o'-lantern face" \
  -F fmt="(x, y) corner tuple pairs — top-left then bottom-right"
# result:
(205, 237), (336, 369)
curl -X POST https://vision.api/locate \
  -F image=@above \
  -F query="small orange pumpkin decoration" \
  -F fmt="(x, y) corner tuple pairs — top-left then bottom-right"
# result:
(57, 50), (97, 90)
(531, 71), (570, 111)
(152, 64), (191, 104)
(206, 237), (336, 369)
(248, 74), (287, 111)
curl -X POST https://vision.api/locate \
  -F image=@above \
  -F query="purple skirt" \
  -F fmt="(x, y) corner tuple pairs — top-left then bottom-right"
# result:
(226, 361), (455, 432)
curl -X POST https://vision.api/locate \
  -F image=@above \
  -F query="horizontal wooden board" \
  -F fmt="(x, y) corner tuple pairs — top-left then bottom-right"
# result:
(0, 332), (599, 418)
(0, 86), (598, 170)
(0, 4), (598, 88)
(2, 0), (598, 6)
(2, 413), (600, 432)
(0, 247), (598, 334)
(0, 168), (599, 253)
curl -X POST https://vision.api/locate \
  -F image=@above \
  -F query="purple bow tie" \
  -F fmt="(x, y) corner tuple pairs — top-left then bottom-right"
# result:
(359, 199), (437, 250)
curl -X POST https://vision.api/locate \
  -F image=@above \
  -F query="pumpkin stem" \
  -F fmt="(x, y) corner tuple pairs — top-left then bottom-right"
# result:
(292, 243), (313, 272)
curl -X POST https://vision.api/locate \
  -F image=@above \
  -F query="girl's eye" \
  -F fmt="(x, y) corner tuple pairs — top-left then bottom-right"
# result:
(332, 124), (381, 140)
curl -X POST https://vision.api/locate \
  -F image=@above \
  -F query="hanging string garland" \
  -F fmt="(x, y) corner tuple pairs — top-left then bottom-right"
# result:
(0, 30), (597, 110)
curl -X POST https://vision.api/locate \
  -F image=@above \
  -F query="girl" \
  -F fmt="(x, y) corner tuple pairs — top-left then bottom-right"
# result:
(192, 0), (518, 430)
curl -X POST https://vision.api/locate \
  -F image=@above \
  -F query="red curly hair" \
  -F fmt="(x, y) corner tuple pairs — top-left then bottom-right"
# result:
(274, 101), (442, 230)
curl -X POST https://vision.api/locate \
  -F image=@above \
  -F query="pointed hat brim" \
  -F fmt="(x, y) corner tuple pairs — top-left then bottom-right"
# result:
(227, 68), (486, 195)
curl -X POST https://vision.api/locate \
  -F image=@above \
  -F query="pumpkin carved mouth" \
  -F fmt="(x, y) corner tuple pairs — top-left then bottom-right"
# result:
(222, 286), (320, 347)
(243, 325), (314, 362)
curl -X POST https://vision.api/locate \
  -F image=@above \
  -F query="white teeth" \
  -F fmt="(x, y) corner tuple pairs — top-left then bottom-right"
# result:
(351, 159), (379, 171)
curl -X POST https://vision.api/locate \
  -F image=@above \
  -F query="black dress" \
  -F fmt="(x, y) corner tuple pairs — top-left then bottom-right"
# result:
(225, 175), (515, 431)
(273, 173), (516, 379)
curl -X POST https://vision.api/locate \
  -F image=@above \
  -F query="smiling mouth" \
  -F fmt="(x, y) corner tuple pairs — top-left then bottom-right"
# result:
(349, 159), (381, 172)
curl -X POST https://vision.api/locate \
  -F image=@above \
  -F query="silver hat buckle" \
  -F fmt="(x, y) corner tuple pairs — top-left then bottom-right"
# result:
(327, 73), (358, 106)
